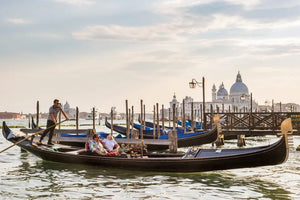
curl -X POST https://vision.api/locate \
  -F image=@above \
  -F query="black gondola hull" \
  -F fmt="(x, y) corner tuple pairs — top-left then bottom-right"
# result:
(2, 121), (289, 172)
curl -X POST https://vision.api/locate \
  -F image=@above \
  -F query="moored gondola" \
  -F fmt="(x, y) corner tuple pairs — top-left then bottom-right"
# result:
(104, 117), (162, 139)
(105, 117), (219, 148)
(1, 119), (293, 172)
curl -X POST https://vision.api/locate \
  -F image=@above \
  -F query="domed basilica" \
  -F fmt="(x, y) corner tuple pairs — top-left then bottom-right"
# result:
(212, 71), (257, 111)
(168, 72), (258, 119)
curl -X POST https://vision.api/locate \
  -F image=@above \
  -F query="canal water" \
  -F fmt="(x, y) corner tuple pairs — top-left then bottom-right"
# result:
(0, 119), (299, 199)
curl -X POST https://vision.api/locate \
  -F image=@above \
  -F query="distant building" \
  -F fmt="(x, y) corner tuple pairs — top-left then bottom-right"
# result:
(212, 71), (258, 112)
(170, 72), (259, 119)
(169, 93), (180, 118)
(63, 101), (76, 119)
(0, 112), (27, 119)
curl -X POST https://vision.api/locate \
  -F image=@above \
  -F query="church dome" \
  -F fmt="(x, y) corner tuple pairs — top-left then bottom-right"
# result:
(230, 72), (249, 95)
(64, 101), (70, 110)
(217, 82), (228, 96)
(171, 93), (178, 104)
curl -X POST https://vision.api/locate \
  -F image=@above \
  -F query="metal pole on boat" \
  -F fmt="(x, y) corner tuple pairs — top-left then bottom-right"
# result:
(153, 104), (156, 139)
(126, 100), (129, 138)
(140, 100), (143, 140)
(156, 103), (160, 138)
(162, 104), (165, 134)
(36, 100), (39, 129)
(76, 106), (79, 135)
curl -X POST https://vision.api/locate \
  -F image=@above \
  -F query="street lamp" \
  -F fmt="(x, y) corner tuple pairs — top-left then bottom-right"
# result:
(189, 77), (206, 130)
(189, 79), (202, 88)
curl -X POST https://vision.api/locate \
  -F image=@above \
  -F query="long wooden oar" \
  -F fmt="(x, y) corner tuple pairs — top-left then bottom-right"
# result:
(0, 119), (67, 154)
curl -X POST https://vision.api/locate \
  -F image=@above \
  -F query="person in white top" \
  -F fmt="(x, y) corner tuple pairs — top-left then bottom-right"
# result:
(102, 135), (119, 153)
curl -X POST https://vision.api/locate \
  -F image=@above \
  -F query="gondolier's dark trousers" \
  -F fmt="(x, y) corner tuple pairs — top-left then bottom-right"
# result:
(40, 120), (56, 144)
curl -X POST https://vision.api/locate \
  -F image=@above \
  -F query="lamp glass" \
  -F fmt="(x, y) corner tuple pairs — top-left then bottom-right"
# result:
(189, 82), (196, 88)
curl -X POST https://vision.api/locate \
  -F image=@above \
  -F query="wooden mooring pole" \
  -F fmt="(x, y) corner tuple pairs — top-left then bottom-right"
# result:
(36, 100), (39, 129)
(168, 108), (171, 128)
(110, 108), (113, 135)
(140, 100), (143, 140)
(153, 105), (156, 139)
(131, 106), (134, 134)
(143, 104), (146, 130)
(169, 103), (178, 153)
(76, 107), (79, 135)
(191, 101), (195, 130)
(125, 100), (129, 138)
(156, 103), (160, 138)
(162, 104), (165, 134)
(183, 99), (186, 134)
(92, 107), (95, 133)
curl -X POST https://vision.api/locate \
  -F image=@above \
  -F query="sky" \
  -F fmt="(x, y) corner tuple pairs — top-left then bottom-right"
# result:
(1, 0), (300, 114)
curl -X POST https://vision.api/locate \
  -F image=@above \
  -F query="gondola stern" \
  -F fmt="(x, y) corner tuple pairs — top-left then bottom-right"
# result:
(280, 118), (294, 163)
(2, 121), (11, 139)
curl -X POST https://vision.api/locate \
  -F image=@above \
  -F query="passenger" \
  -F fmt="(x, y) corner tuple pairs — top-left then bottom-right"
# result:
(102, 134), (119, 154)
(77, 139), (92, 154)
(89, 134), (107, 155)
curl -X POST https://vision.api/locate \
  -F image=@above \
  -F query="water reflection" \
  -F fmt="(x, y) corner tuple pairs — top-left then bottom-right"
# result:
(0, 119), (299, 199)
(1, 155), (293, 200)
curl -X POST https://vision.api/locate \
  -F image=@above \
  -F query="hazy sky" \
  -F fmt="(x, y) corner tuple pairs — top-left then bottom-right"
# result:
(1, 0), (300, 113)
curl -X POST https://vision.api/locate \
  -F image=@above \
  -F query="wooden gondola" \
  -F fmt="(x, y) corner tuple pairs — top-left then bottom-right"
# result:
(105, 118), (219, 148)
(1, 119), (293, 172)
(104, 117), (162, 139)
(138, 116), (189, 134)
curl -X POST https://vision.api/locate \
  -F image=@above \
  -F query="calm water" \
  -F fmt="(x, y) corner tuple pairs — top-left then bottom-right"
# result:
(1, 119), (300, 200)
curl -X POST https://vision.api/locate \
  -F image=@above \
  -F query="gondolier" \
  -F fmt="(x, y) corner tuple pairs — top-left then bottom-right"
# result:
(38, 99), (69, 145)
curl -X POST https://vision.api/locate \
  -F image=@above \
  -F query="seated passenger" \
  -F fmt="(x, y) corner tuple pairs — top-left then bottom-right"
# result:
(77, 140), (92, 154)
(102, 135), (119, 153)
(89, 134), (107, 155)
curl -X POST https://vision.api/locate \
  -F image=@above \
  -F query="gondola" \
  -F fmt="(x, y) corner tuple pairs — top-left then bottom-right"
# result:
(105, 118), (162, 139)
(138, 116), (189, 134)
(105, 118), (219, 148)
(178, 120), (202, 129)
(1, 119), (292, 172)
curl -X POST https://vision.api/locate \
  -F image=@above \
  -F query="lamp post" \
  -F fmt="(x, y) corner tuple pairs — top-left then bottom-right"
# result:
(189, 77), (206, 130)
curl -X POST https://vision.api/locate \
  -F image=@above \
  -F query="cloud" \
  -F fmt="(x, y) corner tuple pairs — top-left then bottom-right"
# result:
(55, 0), (95, 6)
(28, 33), (64, 40)
(72, 24), (183, 41)
(6, 18), (31, 25)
